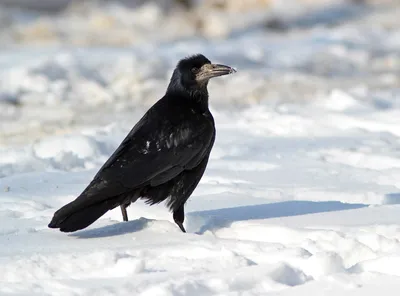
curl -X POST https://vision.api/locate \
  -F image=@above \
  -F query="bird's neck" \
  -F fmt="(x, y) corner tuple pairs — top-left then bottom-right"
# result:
(188, 88), (209, 110)
(166, 85), (209, 112)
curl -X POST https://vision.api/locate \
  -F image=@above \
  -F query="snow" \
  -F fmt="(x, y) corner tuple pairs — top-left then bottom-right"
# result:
(1, 0), (400, 295)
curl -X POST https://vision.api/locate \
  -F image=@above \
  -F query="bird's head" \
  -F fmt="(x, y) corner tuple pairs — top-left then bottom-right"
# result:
(167, 54), (236, 95)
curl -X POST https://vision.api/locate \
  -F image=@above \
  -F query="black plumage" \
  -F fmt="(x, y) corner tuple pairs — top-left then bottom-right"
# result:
(48, 54), (236, 233)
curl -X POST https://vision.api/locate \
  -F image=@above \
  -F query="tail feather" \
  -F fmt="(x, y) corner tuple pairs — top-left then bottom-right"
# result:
(48, 198), (117, 232)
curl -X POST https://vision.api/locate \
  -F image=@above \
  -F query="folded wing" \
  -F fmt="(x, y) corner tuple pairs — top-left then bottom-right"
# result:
(78, 109), (214, 204)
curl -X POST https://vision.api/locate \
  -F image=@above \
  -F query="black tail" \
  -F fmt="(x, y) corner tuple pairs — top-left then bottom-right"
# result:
(48, 198), (116, 232)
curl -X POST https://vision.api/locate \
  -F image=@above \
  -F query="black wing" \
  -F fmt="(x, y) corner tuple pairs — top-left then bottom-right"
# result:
(80, 105), (214, 201)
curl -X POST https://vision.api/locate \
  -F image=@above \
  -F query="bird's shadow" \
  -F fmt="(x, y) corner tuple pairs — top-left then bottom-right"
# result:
(187, 200), (367, 234)
(70, 217), (152, 239)
(70, 200), (368, 238)
(383, 192), (400, 205)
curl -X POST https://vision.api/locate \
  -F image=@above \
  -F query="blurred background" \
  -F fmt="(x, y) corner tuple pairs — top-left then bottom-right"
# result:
(0, 0), (399, 147)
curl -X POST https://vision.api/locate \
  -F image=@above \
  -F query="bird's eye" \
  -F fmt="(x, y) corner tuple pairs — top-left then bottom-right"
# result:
(191, 67), (199, 73)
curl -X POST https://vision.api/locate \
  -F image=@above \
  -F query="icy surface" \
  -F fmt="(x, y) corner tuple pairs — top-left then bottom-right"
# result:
(1, 0), (400, 295)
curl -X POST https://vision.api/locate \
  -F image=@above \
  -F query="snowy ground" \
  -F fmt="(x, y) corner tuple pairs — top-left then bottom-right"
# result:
(1, 1), (400, 295)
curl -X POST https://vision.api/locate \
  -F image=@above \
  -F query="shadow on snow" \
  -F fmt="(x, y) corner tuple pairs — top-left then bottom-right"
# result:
(71, 200), (367, 238)
(188, 200), (367, 234)
(70, 217), (152, 239)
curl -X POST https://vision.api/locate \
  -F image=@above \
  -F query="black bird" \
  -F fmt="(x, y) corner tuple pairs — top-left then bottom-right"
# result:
(48, 54), (236, 233)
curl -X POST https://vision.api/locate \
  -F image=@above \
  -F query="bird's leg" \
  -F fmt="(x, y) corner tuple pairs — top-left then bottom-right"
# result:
(120, 204), (129, 222)
(173, 205), (186, 233)
(120, 192), (140, 222)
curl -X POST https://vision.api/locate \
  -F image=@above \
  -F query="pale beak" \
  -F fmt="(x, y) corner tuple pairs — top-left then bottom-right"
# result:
(197, 63), (237, 81)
